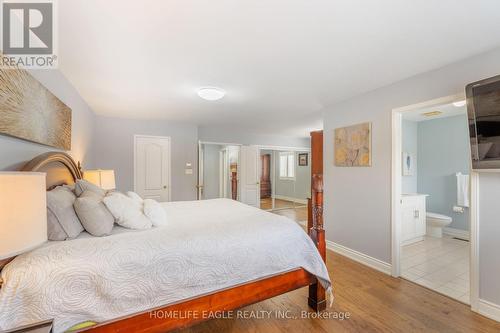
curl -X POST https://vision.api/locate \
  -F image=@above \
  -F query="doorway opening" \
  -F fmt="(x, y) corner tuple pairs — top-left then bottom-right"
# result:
(198, 142), (240, 201)
(392, 94), (476, 306)
(258, 147), (311, 224)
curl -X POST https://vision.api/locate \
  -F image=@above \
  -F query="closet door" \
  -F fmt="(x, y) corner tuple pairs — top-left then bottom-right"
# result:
(240, 145), (260, 207)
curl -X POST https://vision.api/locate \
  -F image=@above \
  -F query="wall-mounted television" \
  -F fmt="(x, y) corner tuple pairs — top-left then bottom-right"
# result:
(466, 74), (500, 170)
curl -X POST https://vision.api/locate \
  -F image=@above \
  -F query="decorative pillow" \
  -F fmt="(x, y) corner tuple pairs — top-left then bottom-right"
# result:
(126, 191), (143, 205)
(103, 192), (152, 230)
(47, 186), (84, 240)
(74, 179), (106, 197)
(74, 191), (114, 237)
(143, 199), (168, 227)
(47, 209), (68, 241)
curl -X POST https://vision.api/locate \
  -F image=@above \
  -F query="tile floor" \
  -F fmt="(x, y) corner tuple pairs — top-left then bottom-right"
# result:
(401, 236), (470, 304)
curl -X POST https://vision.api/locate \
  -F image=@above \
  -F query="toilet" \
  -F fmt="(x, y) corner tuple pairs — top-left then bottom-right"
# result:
(426, 212), (452, 238)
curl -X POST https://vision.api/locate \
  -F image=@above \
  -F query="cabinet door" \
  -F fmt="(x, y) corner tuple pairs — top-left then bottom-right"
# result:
(415, 200), (426, 236)
(401, 201), (416, 242)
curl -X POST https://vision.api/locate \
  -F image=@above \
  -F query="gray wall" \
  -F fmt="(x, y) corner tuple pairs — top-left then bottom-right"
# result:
(0, 69), (95, 171)
(323, 46), (500, 305)
(401, 119), (418, 193)
(199, 126), (310, 148)
(93, 116), (198, 201)
(418, 115), (470, 231)
(478, 173), (500, 306)
(202, 144), (222, 199)
(273, 150), (311, 201)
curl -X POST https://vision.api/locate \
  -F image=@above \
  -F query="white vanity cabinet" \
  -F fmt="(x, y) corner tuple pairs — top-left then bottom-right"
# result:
(401, 194), (427, 245)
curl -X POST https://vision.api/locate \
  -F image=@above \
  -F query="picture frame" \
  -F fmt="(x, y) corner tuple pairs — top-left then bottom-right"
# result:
(402, 152), (415, 176)
(334, 122), (372, 167)
(298, 153), (308, 166)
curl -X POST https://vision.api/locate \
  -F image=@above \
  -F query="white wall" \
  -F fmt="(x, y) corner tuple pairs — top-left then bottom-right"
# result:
(323, 46), (500, 305)
(0, 69), (95, 170)
(93, 116), (198, 201)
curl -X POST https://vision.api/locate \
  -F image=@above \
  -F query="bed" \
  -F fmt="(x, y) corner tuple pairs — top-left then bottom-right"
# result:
(0, 152), (330, 333)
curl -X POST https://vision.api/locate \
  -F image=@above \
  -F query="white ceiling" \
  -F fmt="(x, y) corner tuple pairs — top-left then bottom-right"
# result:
(58, 0), (500, 137)
(403, 102), (467, 122)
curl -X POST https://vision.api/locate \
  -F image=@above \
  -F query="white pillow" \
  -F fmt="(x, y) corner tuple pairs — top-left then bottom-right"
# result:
(143, 199), (168, 227)
(126, 191), (143, 206)
(103, 192), (152, 230)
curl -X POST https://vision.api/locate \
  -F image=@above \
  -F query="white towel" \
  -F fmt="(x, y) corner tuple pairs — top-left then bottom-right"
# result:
(456, 173), (469, 207)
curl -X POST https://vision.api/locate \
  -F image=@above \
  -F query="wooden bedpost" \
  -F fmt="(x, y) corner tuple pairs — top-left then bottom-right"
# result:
(308, 174), (326, 311)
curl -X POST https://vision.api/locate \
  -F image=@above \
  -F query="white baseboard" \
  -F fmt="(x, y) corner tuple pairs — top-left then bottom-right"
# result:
(326, 240), (392, 275)
(272, 195), (307, 205)
(477, 299), (500, 322)
(443, 227), (470, 240)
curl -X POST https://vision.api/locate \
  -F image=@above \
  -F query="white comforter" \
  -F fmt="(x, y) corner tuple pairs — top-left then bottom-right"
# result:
(0, 199), (331, 332)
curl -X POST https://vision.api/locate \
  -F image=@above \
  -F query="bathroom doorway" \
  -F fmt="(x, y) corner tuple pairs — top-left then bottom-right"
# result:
(391, 95), (475, 306)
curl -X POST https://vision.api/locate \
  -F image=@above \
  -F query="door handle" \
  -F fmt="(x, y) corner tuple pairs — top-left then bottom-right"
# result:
(163, 185), (167, 189)
(414, 210), (419, 218)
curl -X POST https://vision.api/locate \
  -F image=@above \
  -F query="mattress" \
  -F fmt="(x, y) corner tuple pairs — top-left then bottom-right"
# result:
(0, 199), (331, 332)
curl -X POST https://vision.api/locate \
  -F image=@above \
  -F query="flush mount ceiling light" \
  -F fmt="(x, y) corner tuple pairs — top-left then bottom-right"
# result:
(197, 87), (226, 101)
(453, 100), (466, 107)
(422, 111), (443, 117)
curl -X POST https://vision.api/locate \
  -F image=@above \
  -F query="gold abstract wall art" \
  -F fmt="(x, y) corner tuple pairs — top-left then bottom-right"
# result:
(334, 122), (372, 167)
(0, 68), (71, 150)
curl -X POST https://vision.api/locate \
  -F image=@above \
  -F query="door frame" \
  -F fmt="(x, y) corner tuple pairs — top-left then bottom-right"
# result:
(391, 93), (479, 310)
(133, 135), (172, 202)
(198, 141), (242, 200)
(219, 148), (229, 198)
(256, 145), (311, 210)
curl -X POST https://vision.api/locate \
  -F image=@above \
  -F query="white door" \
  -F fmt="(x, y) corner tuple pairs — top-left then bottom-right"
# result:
(240, 145), (260, 207)
(135, 135), (171, 202)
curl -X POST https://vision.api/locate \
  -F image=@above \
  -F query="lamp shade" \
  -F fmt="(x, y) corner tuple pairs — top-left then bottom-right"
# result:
(84, 170), (116, 190)
(0, 172), (47, 260)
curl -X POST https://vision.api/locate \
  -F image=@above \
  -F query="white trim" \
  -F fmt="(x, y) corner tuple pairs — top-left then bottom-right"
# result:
(257, 145), (311, 152)
(391, 109), (403, 277)
(272, 195), (307, 205)
(326, 240), (392, 275)
(443, 227), (470, 240)
(470, 172), (480, 311)
(391, 93), (467, 278)
(133, 135), (172, 202)
(199, 140), (242, 146)
(477, 299), (500, 322)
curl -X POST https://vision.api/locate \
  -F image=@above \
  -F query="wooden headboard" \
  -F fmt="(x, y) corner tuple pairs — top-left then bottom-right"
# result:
(20, 152), (83, 190)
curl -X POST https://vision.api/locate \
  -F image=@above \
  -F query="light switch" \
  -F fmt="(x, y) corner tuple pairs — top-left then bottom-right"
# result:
(185, 169), (193, 175)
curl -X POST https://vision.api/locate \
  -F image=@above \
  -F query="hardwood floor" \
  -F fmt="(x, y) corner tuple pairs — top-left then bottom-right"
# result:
(260, 198), (297, 210)
(271, 207), (307, 222)
(180, 250), (500, 333)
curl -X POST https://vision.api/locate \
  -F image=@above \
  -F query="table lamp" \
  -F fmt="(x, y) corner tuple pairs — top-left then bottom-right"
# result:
(83, 169), (116, 190)
(0, 172), (47, 261)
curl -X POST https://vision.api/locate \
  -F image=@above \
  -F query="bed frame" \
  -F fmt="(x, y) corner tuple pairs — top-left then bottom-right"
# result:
(15, 151), (326, 332)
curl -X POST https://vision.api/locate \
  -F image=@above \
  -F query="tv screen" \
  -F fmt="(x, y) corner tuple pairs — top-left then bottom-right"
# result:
(466, 74), (500, 169)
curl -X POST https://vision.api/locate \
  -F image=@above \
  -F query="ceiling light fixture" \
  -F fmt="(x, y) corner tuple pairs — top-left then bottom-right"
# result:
(422, 111), (443, 117)
(197, 87), (226, 101)
(453, 100), (466, 107)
